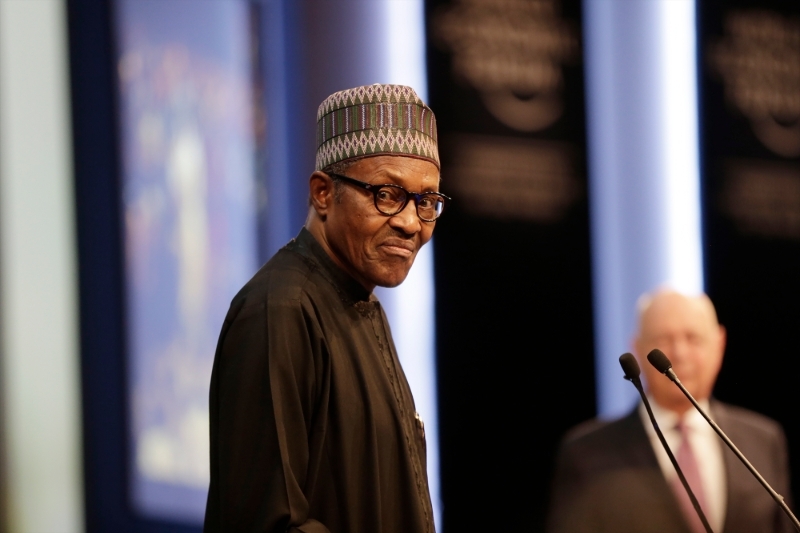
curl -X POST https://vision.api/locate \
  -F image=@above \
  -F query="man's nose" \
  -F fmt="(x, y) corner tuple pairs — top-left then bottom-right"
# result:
(389, 199), (422, 234)
(668, 338), (692, 363)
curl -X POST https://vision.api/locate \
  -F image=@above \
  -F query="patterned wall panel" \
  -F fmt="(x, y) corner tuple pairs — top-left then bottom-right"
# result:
(426, 0), (595, 530)
(700, 0), (800, 502)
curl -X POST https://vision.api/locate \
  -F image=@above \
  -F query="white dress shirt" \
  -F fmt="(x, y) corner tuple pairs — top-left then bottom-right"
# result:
(639, 398), (727, 532)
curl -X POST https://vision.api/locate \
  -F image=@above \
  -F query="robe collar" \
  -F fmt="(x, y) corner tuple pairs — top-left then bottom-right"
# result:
(295, 227), (373, 303)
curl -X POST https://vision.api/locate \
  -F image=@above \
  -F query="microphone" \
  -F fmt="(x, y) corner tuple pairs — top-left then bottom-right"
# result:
(619, 352), (642, 383)
(618, 353), (714, 533)
(647, 349), (800, 532)
(647, 348), (678, 380)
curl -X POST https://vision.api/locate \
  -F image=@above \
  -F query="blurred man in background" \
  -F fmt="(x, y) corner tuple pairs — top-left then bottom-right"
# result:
(547, 288), (793, 533)
(204, 84), (447, 533)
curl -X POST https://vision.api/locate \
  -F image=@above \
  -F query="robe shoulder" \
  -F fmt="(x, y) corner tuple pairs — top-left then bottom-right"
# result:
(205, 244), (333, 532)
(227, 244), (325, 314)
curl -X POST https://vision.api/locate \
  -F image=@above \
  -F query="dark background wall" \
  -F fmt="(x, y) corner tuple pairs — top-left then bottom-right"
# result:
(425, 1), (596, 530)
(700, 0), (800, 502)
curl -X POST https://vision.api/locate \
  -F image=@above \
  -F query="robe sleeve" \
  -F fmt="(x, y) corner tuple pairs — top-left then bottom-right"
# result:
(204, 294), (331, 533)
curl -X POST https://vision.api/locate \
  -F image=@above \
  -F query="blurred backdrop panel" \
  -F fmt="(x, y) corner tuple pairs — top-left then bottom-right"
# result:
(700, 0), (800, 502)
(114, 0), (261, 523)
(425, 0), (596, 530)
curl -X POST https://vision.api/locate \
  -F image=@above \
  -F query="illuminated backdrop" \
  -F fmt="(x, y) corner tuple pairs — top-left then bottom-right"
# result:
(115, 0), (259, 521)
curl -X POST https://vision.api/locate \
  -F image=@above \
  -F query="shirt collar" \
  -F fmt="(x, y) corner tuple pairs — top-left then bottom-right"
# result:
(640, 396), (713, 433)
(294, 227), (373, 303)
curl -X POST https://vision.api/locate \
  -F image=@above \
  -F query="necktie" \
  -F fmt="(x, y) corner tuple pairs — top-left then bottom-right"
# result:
(671, 419), (709, 533)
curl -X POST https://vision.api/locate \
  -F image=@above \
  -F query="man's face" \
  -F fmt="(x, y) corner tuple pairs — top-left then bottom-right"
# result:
(319, 155), (440, 290)
(634, 292), (726, 413)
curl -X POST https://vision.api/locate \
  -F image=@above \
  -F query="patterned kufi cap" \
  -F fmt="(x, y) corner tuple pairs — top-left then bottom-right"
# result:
(316, 84), (439, 171)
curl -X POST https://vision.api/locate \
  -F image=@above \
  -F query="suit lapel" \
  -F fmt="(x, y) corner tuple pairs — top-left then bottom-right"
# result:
(625, 407), (695, 533)
(619, 409), (661, 464)
(712, 401), (749, 533)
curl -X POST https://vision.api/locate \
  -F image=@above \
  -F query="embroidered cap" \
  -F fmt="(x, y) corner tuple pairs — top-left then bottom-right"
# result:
(315, 84), (439, 171)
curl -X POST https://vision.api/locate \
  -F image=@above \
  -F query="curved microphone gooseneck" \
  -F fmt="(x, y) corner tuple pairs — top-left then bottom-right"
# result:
(618, 353), (714, 533)
(647, 348), (800, 532)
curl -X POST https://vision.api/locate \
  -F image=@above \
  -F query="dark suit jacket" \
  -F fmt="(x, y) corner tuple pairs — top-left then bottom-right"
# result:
(547, 401), (794, 533)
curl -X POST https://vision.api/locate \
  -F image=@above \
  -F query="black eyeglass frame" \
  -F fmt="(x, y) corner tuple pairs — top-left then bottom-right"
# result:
(327, 172), (451, 222)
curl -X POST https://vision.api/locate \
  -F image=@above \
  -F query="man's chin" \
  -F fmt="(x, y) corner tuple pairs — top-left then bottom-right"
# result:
(651, 390), (692, 413)
(372, 269), (412, 289)
(375, 277), (408, 289)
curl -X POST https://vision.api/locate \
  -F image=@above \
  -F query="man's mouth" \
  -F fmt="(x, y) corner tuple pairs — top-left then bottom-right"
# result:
(381, 239), (415, 258)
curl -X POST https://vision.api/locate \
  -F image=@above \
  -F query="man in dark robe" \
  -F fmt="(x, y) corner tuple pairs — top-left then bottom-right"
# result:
(204, 84), (448, 533)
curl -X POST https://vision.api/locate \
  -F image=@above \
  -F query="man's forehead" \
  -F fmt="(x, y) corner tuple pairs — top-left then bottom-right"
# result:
(639, 291), (718, 334)
(350, 155), (441, 185)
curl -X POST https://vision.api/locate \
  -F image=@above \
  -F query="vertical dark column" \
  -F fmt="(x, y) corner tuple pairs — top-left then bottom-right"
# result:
(251, 2), (271, 263)
(699, 0), (800, 502)
(66, 1), (129, 531)
(425, 1), (595, 530)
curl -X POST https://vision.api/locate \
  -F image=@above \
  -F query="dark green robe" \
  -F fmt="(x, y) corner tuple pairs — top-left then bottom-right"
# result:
(204, 228), (434, 533)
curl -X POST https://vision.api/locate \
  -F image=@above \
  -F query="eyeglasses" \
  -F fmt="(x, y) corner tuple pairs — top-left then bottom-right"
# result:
(328, 173), (451, 222)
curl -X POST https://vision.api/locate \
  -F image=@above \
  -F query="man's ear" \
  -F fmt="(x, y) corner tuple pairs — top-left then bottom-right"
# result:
(631, 336), (643, 360)
(717, 324), (727, 358)
(309, 171), (334, 216)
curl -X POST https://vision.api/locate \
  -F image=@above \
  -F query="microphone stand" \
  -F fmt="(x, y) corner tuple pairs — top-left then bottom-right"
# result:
(662, 367), (800, 532)
(619, 354), (714, 533)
